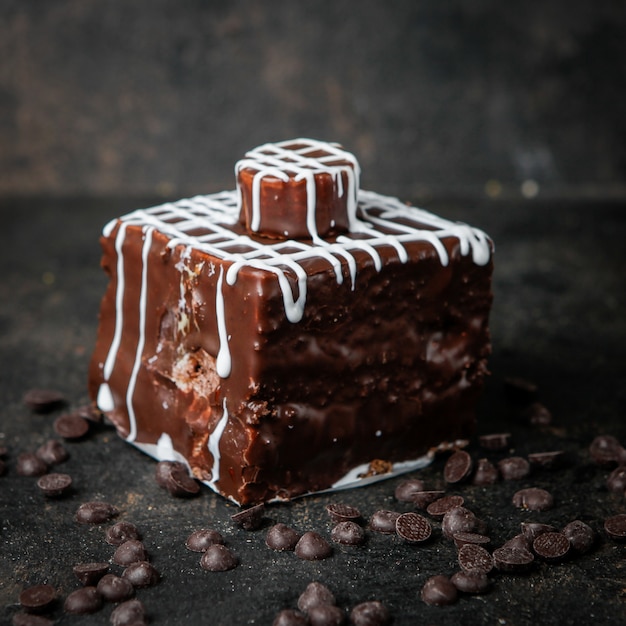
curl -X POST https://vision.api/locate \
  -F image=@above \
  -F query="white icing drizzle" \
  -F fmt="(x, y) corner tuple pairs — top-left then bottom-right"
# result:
(215, 266), (231, 377)
(235, 139), (361, 236)
(207, 399), (229, 487)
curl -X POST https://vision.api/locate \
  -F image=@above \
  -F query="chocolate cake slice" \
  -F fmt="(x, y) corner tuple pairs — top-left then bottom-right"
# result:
(88, 139), (493, 505)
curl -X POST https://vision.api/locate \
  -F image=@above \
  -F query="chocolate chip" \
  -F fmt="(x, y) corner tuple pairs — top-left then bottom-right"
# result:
(502, 534), (531, 551)
(452, 532), (491, 549)
(231, 503), (265, 530)
(308, 604), (346, 625)
(63, 586), (102, 614)
(75, 501), (118, 524)
(53, 413), (90, 440)
(444, 450), (473, 484)
(72, 562), (110, 586)
(266, 523), (301, 552)
(297, 581), (336, 612)
(23, 388), (66, 413)
(420, 575), (458, 606)
(113, 540), (148, 566)
(410, 490), (446, 509)
(350, 600), (391, 625)
(36, 472), (72, 497)
(442, 506), (479, 539)
(369, 510), (401, 534)
(498, 456), (530, 480)
(607, 466), (626, 493)
(523, 402), (552, 426)
(19, 584), (57, 613)
(186, 528), (225, 552)
(450, 570), (491, 594)
(110, 598), (146, 626)
(528, 450), (564, 469)
(294, 531), (333, 561)
(122, 561), (160, 588)
(532, 532), (571, 562)
(503, 376), (538, 405)
(35, 439), (69, 465)
(562, 520), (596, 553)
(478, 432), (512, 451)
(272, 609), (309, 626)
(512, 487), (554, 511)
(458, 543), (494, 574)
(395, 512), (432, 544)
(493, 546), (534, 573)
(331, 521), (365, 546)
(105, 521), (141, 546)
(200, 544), (239, 571)
(325, 502), (361, 523)
(96, 574), (135, 602)
(154, 460), (199, 497)
(426, 494), (465, 518)
(520, 522), (556, 542)
(12, 613), (54, 626)
(589, 435), (625, 468)
(74, 403), (103, 423)
(472, 458), (500, 486)
(16, 452), (48, 477)
(394, 478), (426, 502)
(604, 514), (626, 541)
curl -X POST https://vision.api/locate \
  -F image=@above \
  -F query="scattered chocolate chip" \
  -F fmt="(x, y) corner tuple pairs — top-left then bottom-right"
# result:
(502, 534), (531, 551)
(63, 586), (102, 614)
(231, 503), (265, 530)
(308, 604), (346, 625)
(395, 512), (432, 544)
(524, 402), (552, 426)
(452, 532), (491, 549)
(458, 543), (494, 574)
(35, 439), (69, 465)
(19, 584), (57, 613)
(272, 609), (308, 626)
(295, 531), (333, 561)
(493, 546), (534, 573)
(12, 613), (54, 626)
(503, 376), (538, 406)
(498, 456), (531, 480)
(442, 506), (479, 539)
(444, 450), (473, 484)
(72, 562), (110, 586)
(394, 478), (426, 502)
(110, 598), (146, 626)
(96, 574), (134, 603)
(36, 472), (72, 497)
(325, 502), (361, 523)
(532, 531), (571, 562)
(154, 460), (199, 497)
(53, 413), (90, 440)
(472, 458), (500, 485)
(186, 528), (225, 552)
(512, 487), (554, 511)
(350, 600), (391, 625)
(562, 520), (596, 553)
(16, 452), (48, 477)
(113, 540), (148, 566)
(297, 581), (336, 612)
(604, 514), (626, 541)
(331, 521), (365, 546)
(122, 561), (161, 588)
(426, 494), (465, 518)
(266, 523), (301, 552)
(23, 388), (67, 413)
(607, 466), (626, 493)
(105, 521), (141, 546)
(200, 544), (239, 571)
(369, 510), (401, 534)
(451, 570), (490, 594)
(74, 403), (103, 423)
(520, 522), (556, 542)
(528, 451), (564, 469)
(75, 501), (119, 524)
(478, 432), (512, 451)
(410, 490), (446, 509)
(589, 435), (624, 468)
(421, 575), (458, 606)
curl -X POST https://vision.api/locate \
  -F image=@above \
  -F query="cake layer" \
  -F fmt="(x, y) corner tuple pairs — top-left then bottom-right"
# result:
(89, 188), (493, 505)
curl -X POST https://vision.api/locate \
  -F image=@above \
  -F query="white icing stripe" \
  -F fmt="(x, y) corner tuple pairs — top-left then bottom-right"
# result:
(215, 267), (231, 377)
(125, 226), (153, 442)
(207, 399), (229, 487)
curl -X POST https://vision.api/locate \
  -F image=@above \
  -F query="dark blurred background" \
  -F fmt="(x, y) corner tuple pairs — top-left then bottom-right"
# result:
(1, 0), (625, 201)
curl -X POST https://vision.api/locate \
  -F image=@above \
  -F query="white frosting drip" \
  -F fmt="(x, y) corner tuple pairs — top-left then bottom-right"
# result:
(215, 266), (231, 377)
(207, 399), (229, 487)
(97, 383), (114, 412)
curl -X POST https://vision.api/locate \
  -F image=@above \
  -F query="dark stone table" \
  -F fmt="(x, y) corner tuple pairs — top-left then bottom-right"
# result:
(1, 196), (625, 625)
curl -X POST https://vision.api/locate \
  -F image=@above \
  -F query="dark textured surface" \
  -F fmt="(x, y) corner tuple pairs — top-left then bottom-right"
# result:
(1, 196), (626, 625)
(1, 1), (626, 198)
